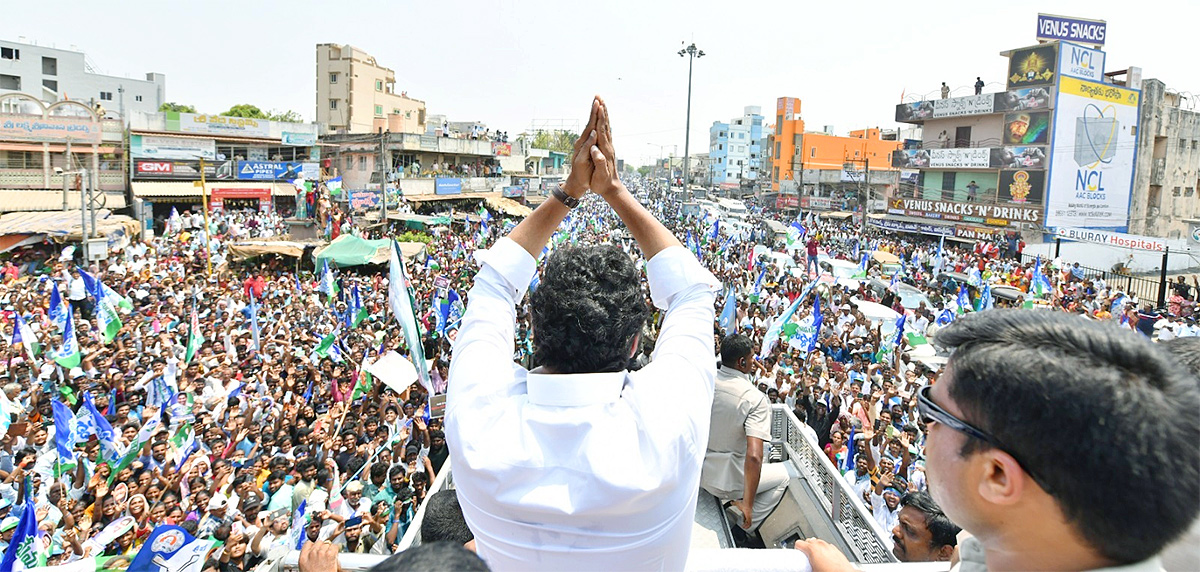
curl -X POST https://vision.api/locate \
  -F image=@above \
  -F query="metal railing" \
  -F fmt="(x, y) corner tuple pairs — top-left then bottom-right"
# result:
(769, 405), (897, 564)
(1018, 251), (1164, 305)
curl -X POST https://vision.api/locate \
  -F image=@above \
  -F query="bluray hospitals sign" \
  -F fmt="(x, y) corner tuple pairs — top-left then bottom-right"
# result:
(1055, 227), (1167, 252)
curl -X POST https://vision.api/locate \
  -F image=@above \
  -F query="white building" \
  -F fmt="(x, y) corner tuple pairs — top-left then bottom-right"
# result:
(0, 39), (165, 117)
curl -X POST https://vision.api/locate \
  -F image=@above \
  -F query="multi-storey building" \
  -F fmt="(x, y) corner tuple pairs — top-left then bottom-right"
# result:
(0, 39), (164, 116)
(316, 44), (426, 135)
(709, 106), (764, 192)
(1129, 78), (1200, 240)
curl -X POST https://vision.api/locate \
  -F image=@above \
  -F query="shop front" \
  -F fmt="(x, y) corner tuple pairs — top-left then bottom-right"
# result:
(210, 187), (272, 212)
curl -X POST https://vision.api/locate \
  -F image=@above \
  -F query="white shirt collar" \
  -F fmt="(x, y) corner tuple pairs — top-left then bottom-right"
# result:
(526, 371), (626, 407)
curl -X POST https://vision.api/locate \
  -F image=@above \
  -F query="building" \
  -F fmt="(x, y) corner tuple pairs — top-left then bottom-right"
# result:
(1128, 78), (1200, 240)
(0, 92), (127, 214)
(768, 97), (900, 215)
(127, 111), (320, 230)
(316, 44), (427, 135)
(0, 39), (164, 116)
(892, 38), (1146, 241)
(709, 106), (764, 192)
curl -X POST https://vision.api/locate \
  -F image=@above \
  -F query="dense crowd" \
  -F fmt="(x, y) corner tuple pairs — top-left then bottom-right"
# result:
(0, 172), (1195, 570)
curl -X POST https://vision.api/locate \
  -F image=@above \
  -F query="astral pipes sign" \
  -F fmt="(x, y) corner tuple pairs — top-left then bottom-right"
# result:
(1054, 227), (1167, 252)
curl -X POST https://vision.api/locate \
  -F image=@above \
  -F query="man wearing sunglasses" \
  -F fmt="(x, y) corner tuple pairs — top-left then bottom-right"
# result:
(798, 310), (1199, 571)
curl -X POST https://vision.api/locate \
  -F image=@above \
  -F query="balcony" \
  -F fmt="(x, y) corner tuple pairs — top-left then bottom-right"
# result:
(0, 168), (127, 191)
(385, 133), (500, 157)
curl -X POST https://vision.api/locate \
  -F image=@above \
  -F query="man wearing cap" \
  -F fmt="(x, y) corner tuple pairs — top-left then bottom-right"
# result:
(337, 481), (371, 520)
(252, 508), (294, 558)
(198, 493), (231, 538)
(0, 515), (18, 553)
(335, 515), (378, 554)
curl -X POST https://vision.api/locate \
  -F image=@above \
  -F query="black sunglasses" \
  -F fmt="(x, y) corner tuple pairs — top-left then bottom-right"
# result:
(916, 385), (1048, 491)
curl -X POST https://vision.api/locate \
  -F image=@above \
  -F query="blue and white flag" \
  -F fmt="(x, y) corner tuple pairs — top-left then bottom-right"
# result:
(49, 282), (68, 331)
(129, 525), (215, 572)
(790, 296), (823, 353)
(317, 258), (338, 302)
(967, 267), (983, 289)
(932, 236), (945, 276)
(249, 295), (261, 353)
(51, 399), (78, 468)
(1, 478), (43, 570)
(935, 308), (956, 327)
(759, 279), (818, 359)
(753, 269), (766, 296)
(980, 282), (994, 311)
(956, 284), (972, 315)
(719, 287), (738, 337)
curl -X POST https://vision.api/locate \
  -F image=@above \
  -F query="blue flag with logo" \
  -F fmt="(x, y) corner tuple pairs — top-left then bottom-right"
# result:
(1, 477), (42, 570)
(130, 525), (215, 572)
(719, 287), (738, 336)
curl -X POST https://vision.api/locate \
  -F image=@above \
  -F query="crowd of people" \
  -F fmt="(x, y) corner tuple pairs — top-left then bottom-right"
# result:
(0, 146), (1196, 570)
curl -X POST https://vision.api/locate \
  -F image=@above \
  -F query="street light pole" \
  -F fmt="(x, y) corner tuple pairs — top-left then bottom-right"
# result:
(678, 42), (705, 191)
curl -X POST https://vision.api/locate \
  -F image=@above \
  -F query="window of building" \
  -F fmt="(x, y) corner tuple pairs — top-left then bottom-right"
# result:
(0, 74), (19, 90)
(330, 99), (338, 110)
(375, 80), (383, 91)
(776, 115), (782, 135)
(1182, 139), (1188, 149)
(942, 172), (957, 197)
(718, 144), (723, 151)
(330, 73), (338, 83)
(1172, 186), (1181, 197)
(42, 79), (57, 92)
(810, 147), (816, 158)
(0, 47), (18, 60)
(42, 56), (56, 76)
(359, 156), (367, 171)
(344, 156), (352, 171)
(374, 104), (383, 117)
(393, 108), (401, 115)
(1186, 187), (1195, 197)
(0, 150), (43, 169)
(99, 91), (113, 101)
(135, 95), (142, 102)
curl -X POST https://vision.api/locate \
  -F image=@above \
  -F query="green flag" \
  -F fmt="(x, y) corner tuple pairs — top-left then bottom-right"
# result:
(185, 310), (204, 364)
(96, 297), (122, 344)
(52, 304), (81, 369)
(107, 441), (143, 485)
(314, 331), (338, 359)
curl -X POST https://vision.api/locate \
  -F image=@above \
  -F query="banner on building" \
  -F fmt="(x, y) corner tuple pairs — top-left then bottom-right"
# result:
(1045, 77), (1141, 229)
(992, 146), (1047, 169)
(502, 186), (525, 198)
(1058, 41), (1106, 82)
(1007, 44), (1058, 89)
(932, 94), (996, 118)
(234, 161), (320, 181)
(870, 217), (955, 237)
(998, 169), (1046, 204)
(892, 149), (931, 169)
(929, 148), (992, 169)
(349, 189), (382, 211)
(435, 178), (462, 195)
(776, 194), (799, 209)
(492, 142), (512, 156)
(0, 116), (103, 144)
(801, 196), (833, 210)
(209, 187), (272, 212)
(888, 197), (1042, 226)
(997, 87), (1053, 112)
(1036, 14), (1107, 46)
(130, 134), (217, 160)
(165, 112), (271, 138)
(1188, 221), (1200, 252)
(1054, 227), (1166, 252)
(281, 131), (317, 146)
(1004, 111), (1051, 145)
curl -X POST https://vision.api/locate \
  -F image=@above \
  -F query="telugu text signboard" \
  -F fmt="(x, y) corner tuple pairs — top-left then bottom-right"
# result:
(929, 148), (992, 169)
(888, 197), (1042, 226)
(165, 112), (271, 138)
(435, 178), (462, 195)
(932, 94), (996, 118)
(349, 189), (382, 211)
(0, 116), (103, 144)
(1037, 14), (1107, 46)
(1044, 76), (1140, 230)
(130, 134), (217, 160)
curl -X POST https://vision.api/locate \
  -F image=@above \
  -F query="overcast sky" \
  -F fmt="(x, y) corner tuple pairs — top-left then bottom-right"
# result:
(4, 0), (1195, 166)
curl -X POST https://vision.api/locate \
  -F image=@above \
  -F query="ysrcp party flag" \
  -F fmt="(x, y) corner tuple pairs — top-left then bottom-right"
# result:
(52, 304), (81, 369)
(129, 525), (215, 572)
(1, 478), (45, 570)
(389, 240), (432, 395)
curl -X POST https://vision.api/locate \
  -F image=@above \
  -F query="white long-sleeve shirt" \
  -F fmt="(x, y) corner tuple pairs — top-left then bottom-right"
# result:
(447, 238), (719, 571)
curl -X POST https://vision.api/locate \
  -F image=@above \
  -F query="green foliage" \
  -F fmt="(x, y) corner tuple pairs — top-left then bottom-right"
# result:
(159, 102), (197, 113)
(637, 166), (652, 176)
(396, 230), (432, 244)
(268, 109), (304, 123)
(530, 130), (578, 154)
(220, 104), (302, 122)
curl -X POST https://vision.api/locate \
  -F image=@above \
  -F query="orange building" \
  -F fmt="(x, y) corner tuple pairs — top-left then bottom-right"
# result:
(768, 96), (901, 191)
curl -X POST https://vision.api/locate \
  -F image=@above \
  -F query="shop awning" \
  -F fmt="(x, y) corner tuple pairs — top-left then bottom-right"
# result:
(824, 211), (855, 219)
(0, 209), (139, 240)
(0, 190), (127, 213)
(132, 181), (297, 198)
(485, 196), (533, 217)
(404, 192), (499, 203)
(227, 239), (325, 261)
(313, 235), (427, 266)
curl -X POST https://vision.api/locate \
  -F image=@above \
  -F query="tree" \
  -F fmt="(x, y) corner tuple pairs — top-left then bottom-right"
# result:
(530, 130), (578, 154)
(159, 102), (197, 113)
(267, 109), (304, 123)
(637, 166), (652, 177)
(222, 104), (268, 119)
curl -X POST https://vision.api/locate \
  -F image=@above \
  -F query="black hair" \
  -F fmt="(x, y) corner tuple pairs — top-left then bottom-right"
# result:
(1162, 337), (1200, 380)
(899, 491), (960, 550)
(420, 490), (473, 545)
(529, 245), (649, 373)
(938, 310), (1200, 563)
(720, 334), (754, 367)
(369, 541), (489, 571)
(370, 463), (389, 480)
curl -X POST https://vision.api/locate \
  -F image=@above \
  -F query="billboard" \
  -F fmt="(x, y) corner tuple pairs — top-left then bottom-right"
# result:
(349, 189), (382, 210)
(929, 148), (992, 169)
(1058, 41), (1106, 82)
(130, 134), (217, 160)
(1004, 111), (1051, 145)
(998, 169), (1045, 204)
(888, 197), (1042, 226)
(1007, 45), (1058, 89)
(165, 112), (271, 138)
(932, 94), (996, 118)
(0, 116), (103, 144)
(997, 87), (1053, 112)
(1045, 77), (1140, 230)
(281, 131), (317, 146)
(435, 178), (462, 195)
(1054, 227), (1166, 252)
(991, 146), (1047, 169)
(235, 161), (316, 181)
(892, 149), (931, 168)
(1037, 14), (1107, 46)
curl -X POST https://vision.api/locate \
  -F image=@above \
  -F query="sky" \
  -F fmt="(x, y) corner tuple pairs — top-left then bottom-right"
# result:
(5, 0), (1196, 167)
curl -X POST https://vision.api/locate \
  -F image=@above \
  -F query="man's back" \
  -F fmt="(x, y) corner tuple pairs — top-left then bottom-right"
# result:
(447, 239), (717, 571)
(701, 367), (770, 498)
